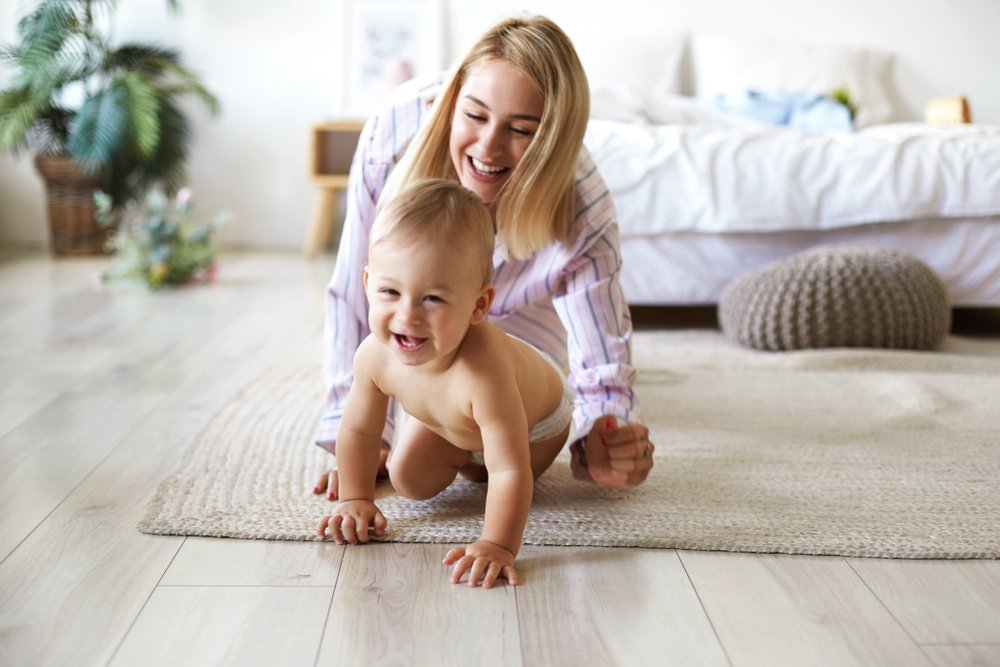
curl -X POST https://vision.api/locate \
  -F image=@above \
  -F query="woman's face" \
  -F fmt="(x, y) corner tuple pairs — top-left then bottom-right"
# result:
(449, 59), (545, 207)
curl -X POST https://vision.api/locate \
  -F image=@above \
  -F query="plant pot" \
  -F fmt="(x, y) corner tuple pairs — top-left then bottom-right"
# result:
(34, 154), (111, 255)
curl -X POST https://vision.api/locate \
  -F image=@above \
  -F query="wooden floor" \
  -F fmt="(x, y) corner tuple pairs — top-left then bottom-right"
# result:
(2, 250), (999, 667)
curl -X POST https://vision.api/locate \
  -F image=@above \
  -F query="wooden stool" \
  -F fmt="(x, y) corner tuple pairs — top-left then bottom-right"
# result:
(306, 120), (365, 254)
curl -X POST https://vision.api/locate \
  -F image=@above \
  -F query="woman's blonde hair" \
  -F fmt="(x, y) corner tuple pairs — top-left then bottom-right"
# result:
(371, 179), (495, 286)
(383, 15), (590, 260)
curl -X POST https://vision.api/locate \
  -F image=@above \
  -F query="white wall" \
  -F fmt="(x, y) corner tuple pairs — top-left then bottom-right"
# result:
(2, 0), (998, 250)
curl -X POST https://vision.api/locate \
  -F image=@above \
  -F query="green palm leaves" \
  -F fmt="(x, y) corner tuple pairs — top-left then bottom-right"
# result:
(0, 0), (218, 208)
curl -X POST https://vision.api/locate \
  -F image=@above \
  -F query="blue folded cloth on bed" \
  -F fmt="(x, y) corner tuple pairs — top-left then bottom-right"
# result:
(713, 90), (854, 132)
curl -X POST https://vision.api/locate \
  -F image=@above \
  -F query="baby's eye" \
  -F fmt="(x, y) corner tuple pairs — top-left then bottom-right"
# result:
(380, 288), (399, 297)
(423, 295), (445, 303)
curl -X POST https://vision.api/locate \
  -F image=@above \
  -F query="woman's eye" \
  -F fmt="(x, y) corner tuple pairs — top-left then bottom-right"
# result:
(464, 112), (486, 123)
(511, 126), (534, 137)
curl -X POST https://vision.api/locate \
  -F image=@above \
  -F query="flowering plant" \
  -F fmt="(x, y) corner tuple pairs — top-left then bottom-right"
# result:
(95, 187), (228, 289)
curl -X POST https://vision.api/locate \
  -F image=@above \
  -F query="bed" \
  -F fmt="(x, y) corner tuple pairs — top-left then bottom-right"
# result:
(577, 32), (1000, 307)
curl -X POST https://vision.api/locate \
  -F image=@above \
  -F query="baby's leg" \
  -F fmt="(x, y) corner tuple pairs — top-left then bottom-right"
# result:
(388, 419), (471, 500)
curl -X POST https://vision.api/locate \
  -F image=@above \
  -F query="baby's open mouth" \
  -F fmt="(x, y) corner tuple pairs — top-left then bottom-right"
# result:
(393, 333), (427, 351)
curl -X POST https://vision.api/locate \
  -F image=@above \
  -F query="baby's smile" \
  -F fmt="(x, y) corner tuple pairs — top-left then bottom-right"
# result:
(393, 333), (428, 352)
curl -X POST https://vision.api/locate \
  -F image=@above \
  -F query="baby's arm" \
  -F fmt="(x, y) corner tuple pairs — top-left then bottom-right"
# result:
(444, 378), (533, 587)
(317, 338), (390, 543)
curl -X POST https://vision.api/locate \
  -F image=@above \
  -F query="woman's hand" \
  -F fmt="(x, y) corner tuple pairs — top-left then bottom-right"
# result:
(313, 441), (391, 500)
(442, 540), (518, 588)
(317, 499), (387, 543)
(570, 417), (654, 488)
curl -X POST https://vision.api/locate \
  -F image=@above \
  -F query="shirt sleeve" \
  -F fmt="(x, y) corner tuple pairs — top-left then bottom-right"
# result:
(315, 78), (439, 450)
(552, 147), (639, 443)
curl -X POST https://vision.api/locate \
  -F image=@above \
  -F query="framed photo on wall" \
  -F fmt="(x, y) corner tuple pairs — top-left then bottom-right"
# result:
(340, 0), (445, 118)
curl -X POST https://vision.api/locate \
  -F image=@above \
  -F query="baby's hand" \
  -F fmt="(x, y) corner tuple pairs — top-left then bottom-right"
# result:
(442, 540), (518, 588)
(316, 499), (387, 544)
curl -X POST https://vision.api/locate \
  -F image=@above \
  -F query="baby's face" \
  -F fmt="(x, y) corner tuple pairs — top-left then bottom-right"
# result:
(364, 238), (488, 368)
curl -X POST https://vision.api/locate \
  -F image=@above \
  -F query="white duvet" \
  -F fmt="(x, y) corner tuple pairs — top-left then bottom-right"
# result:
(584, 118), (1000, 235)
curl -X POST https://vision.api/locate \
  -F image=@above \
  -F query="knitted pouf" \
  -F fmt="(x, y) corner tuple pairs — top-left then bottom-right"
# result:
(719, 245), (951, 351)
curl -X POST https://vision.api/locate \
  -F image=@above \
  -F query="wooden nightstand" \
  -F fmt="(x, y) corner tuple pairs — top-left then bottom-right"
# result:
(306, 120), (365, 253)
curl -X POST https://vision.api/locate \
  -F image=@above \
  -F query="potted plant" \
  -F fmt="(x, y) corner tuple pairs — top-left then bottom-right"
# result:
(0, 0), (219, 254)
(96, 187), (229, 289)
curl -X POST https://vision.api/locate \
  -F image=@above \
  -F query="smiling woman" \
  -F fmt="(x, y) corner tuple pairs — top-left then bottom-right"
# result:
(315, 14), (654, 507)
(447, 59), (543, 209)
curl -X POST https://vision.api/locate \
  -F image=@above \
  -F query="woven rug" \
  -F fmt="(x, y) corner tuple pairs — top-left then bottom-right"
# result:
(139, 330), (1000, 558)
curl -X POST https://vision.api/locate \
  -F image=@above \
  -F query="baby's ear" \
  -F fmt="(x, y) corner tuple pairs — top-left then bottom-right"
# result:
(362, 265), (372, 300)
(470, 284), (495, 324)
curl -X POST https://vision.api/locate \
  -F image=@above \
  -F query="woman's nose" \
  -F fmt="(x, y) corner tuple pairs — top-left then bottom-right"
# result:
(477, 124), (503, 157)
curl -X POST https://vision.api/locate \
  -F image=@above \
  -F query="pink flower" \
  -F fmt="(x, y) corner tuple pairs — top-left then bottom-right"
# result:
(176, 187), (193, 207)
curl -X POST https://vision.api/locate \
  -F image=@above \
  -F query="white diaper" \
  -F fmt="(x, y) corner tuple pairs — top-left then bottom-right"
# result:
(468, 343), (573, 466)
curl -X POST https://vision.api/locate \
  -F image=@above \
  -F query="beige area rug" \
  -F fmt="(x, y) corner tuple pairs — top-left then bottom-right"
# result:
(139, 330), (1000, 558)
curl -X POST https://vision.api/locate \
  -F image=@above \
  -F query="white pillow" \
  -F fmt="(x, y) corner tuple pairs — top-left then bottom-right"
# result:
(575, 31), (686, 120)
(689, 33), (895, 128)
(644, 93), (769, 128)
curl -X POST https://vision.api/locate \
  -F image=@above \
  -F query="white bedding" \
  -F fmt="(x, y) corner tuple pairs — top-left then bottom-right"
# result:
(619, 217), (1000, 306)
(585, 119), (1000, 235)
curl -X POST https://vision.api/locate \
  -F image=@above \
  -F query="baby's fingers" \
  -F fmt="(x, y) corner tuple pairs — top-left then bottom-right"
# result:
(467, 557), (490, 587)
(317, 514), (346, 543)
(480, 561), (507, 589)
(442, 546), (467, 565)
(316, 514), (331, 539)
(372, 509), (388, 537)
(449, 555), (475, 584)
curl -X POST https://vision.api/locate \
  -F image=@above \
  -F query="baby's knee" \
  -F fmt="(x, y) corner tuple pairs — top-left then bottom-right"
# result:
(386, 459), (437, 500)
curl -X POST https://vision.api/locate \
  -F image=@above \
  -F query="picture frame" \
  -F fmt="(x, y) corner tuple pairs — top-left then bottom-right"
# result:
(337, 0), (445, 118)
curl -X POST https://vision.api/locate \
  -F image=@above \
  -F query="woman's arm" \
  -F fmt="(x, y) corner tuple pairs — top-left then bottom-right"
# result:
(315, 78), (441, 451)
(553, 149), (654, 487)
(553, 148), (638, 442)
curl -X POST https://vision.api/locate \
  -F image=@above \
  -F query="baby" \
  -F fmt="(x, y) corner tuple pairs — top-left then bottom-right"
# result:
(316, 179), (574, 588)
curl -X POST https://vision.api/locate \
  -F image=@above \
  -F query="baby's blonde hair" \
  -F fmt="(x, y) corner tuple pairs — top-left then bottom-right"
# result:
(383, 15), (590, 260)
(370, 179), (495, 286)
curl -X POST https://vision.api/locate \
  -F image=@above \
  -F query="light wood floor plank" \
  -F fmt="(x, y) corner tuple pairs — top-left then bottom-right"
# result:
(921, 644), (1000, 666)
(0, 253), (322, 665)
(0, 330), (317, 665)
(848, 558), (1000, 644)
(516, 546), (729, 666)
(0, 252), (323, 559)
(109, 586), (333, 666)
(161, 538), (345, 587)
(318, 543), (522, 666)
(681, 551), (933, 667)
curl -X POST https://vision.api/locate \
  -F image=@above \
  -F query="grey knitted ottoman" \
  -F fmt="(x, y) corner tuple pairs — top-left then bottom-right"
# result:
(719, 245), (950, 351)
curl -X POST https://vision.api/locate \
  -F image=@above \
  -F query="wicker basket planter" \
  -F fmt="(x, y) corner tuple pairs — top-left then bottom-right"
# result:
(34, 155), (110, 255)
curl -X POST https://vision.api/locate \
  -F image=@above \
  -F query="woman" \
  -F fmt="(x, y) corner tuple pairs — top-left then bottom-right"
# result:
(314, 15), (654, 498)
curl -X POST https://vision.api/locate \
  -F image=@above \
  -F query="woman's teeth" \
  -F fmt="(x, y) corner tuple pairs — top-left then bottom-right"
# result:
(471, 157), (505, 174)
